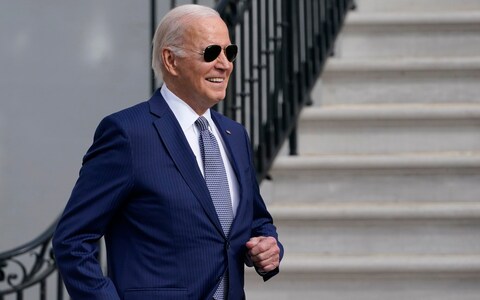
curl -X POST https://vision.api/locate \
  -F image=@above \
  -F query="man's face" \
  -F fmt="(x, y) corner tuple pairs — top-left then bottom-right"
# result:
(173, 16), (234, 114)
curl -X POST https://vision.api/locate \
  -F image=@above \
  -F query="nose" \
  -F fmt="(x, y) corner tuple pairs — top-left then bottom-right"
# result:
(214, 50), (232, 69)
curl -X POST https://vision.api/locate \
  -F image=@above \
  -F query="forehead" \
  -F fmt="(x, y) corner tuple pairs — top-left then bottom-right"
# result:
(184, 16), (230, 46)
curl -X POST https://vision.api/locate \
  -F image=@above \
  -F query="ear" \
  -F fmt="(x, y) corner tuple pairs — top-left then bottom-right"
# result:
(162, 48), (179, 76)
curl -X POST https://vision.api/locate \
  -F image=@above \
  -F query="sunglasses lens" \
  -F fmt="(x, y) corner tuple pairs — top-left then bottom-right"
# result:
(203, 45), (238, 62)
(225, 45), (238, 62)
(203, 45), (222, 62)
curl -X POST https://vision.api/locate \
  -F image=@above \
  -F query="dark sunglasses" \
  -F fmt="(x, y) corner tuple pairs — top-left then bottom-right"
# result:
(176, 44), (237, 63)
(200, 44), (238, 62)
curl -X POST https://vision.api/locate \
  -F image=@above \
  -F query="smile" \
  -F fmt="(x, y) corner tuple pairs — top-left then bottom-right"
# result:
(206, 77), (224, 83)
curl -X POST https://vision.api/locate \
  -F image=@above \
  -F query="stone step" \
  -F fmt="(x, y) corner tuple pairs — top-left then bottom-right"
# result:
(336, 12), (480, 59)
(269, 254), (480, 274)
(297, 104), (480, 155)
(316, 57), (480, 105)
(245, 254), (480, 300)
(354, 0), (480, 12)
(268, 202), (480, 255)
(261, 153), (480, 203)
(248, 1), (480, 299)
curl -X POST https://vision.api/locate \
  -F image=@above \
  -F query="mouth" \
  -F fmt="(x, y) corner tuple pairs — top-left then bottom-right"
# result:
(206, 77), (224, 83)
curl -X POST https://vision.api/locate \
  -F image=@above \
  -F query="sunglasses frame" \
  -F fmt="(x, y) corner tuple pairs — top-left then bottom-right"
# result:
(172, 44), (238, 63)
(201, 44), (238, 62)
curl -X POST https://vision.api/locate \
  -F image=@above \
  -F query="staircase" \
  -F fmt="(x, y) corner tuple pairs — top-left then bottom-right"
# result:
(246, 0), (480, 299)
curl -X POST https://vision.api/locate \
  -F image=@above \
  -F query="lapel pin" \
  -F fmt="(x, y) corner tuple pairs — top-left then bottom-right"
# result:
(226, 130), (232, 135)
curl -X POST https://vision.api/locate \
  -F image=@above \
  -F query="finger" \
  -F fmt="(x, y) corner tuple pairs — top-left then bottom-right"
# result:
(249, 245), (276, 262)
(245, 236), (262, 249)
(248, 237), (277, 256)
(258, 263), (278, 273)
(256, 255), (280, 273)
(250, 242), (280, 264)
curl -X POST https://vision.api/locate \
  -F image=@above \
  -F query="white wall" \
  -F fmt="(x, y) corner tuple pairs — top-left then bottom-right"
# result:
(0, 1), (151, 251)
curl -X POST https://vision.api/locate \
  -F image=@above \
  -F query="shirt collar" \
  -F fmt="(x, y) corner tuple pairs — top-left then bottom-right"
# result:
(160, 84), (212, 131)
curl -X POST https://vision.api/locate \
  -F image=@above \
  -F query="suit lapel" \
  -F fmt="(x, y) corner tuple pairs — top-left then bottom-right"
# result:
(148, 91), (225, 237)
(211, 112), (243, 190)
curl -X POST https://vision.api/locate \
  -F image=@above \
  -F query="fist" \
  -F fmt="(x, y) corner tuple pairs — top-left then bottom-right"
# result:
(245, 236), (280, 273)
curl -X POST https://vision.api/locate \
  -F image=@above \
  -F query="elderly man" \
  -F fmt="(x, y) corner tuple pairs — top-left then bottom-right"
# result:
(53, 4), (283, 300)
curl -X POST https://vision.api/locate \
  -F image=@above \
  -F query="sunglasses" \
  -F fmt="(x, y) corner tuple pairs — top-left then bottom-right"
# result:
(176, 44), (238, 63)
(201, 44), (238, 62)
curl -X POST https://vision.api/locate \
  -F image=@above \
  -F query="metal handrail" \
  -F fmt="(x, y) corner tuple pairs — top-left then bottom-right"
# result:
(216, 0), (353, 180)
(0, 220), (58, 299)
(1, 0), (353, 298)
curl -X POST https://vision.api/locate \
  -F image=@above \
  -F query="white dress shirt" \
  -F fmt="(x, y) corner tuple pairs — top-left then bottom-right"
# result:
(160, 84), (240, 217)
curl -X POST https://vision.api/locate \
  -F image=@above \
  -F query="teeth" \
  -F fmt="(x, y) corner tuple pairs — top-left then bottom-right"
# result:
(207, 78), (223, 83)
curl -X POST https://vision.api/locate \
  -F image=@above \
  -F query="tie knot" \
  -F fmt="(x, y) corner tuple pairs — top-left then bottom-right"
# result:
(195, 116), (210, 132)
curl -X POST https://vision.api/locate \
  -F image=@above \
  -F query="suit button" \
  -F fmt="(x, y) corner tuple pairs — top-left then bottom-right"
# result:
(225, 241), (230, 250)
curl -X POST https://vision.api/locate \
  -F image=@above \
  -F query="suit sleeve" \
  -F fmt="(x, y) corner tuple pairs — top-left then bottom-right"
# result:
(242, 128), (284, 281)
(52, 115), (134, 300)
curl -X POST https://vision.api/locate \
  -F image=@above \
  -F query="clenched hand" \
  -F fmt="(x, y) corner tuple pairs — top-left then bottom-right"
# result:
(245, 236), (280, 273)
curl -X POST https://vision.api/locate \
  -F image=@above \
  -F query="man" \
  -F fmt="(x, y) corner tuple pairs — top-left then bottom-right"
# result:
(52, 4), (283, 300)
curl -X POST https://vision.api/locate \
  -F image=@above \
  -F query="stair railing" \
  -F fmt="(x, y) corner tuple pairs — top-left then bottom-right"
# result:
(0, 221), (59, 300)
(0, 0), (352, 298)
(214, 0), (353, 180)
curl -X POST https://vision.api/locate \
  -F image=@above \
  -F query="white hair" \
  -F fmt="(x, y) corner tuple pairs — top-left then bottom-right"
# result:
(151, 4), (221, 78)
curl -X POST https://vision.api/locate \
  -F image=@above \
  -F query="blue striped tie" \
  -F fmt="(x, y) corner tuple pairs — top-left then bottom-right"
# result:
(195, 116), (233, 300)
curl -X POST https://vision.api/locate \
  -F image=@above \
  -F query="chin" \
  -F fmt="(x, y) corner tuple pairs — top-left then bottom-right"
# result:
(211, 93), (226, 102)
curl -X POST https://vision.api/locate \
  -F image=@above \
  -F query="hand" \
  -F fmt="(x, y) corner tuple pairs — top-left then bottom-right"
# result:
(245, 236), (280, 273)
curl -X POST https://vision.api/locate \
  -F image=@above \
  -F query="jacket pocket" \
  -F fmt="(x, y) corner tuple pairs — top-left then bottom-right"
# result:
(124, 287), (188, 300)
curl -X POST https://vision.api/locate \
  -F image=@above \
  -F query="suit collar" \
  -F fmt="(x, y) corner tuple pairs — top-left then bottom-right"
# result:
(148, 88), (169, 118)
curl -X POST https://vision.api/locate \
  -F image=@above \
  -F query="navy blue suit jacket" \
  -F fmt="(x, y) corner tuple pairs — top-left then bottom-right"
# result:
(52, 89), (283, 300)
